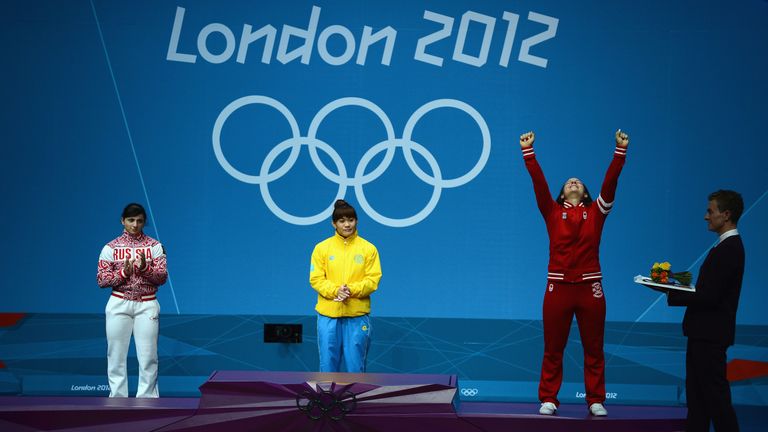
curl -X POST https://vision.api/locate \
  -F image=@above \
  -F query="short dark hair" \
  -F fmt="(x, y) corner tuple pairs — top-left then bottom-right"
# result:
(708, 190), (744, 225)
(556, 183), (593, 206)
(121, 203), (147, 220)
(332, 199), (357, 222)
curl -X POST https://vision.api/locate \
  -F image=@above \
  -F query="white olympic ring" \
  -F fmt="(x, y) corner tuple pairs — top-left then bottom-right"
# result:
(461, 388), (479, 397)
(212, 95), (491, 227)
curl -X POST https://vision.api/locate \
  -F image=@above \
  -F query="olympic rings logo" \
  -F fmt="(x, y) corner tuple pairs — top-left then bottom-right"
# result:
(213, 96), (491, 227)
(460, 388), (479, 397)
(295, 388), (357, 421)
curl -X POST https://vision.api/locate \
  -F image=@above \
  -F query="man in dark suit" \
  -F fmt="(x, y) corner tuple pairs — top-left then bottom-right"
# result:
(667, 189), (745, 432)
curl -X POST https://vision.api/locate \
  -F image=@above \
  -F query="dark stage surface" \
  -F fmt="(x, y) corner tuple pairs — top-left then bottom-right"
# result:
(0, 370), (689, 431)
(0, 396), (691, 432)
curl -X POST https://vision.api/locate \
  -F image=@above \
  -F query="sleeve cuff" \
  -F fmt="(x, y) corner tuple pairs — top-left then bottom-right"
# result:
(522, 146), (535, 159)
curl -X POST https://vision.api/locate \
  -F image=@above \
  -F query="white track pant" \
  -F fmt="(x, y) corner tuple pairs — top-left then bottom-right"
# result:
(105, 295), (160, 398)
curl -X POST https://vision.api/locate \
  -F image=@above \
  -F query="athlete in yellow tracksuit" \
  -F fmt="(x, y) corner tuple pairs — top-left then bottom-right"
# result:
(310, 200), (382, 372)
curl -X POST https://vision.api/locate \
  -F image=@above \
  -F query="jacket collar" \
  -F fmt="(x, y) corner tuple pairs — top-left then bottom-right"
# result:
(334, 230), (358, 242)
(717, 228), (739, 245)
(121, 230), (146, 241)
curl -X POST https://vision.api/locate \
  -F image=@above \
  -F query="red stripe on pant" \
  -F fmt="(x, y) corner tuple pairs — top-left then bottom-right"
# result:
(539, 280), (606, 406)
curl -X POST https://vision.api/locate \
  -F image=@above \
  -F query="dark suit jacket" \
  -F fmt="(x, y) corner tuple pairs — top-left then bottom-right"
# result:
(667, 235), (745, 346)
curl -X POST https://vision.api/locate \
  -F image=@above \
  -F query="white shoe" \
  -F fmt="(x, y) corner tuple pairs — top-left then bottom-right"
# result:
(589, 403), (608, 416)
(539, 402), (557, 415)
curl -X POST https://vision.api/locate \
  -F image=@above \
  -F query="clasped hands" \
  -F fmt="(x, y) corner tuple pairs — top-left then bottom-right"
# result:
(333, 284), (351, 302)
(122, 250), (148, 277)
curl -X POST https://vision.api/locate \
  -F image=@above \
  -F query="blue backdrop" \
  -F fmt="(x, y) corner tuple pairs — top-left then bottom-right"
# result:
(2, 0), (767, 325)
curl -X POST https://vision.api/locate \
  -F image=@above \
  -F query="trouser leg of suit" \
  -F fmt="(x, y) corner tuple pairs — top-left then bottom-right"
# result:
(574, 281), (606, 405)
(341, 315), (371, 373)
(539, 281), (576, 406)
(685, 340), (709, 432)
(134, 300), (160, 398)
(686, 339), (740, 432)
(106, 296), (133, 398)
(317, 314), (342, 372)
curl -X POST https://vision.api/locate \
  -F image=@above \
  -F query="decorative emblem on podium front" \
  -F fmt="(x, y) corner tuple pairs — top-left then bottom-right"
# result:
(296, 387), (357, 421)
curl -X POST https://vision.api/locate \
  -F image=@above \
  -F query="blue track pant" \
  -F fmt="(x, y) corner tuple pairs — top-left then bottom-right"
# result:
(317, 314), (371, 373)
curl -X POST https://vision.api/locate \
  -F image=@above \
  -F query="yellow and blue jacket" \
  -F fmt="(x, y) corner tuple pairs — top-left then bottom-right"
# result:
(310, 231), (382, 318)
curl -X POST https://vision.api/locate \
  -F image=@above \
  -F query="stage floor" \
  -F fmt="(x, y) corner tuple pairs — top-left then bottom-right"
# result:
(0, 396), (686, 432)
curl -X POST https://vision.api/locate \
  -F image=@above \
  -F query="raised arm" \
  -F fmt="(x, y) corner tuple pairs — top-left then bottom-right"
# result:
(595, 129), (629, 216)
(520, 131), (555, 216)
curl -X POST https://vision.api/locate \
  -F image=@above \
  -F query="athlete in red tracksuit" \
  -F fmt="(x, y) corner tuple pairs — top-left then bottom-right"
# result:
(520, 130), (629, 416)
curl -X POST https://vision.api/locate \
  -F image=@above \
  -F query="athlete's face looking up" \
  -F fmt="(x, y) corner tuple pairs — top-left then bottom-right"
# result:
(562, 178), (585, 201)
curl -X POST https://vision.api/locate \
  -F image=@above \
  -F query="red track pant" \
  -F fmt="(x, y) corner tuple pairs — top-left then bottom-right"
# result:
(538, 280), (606, 406)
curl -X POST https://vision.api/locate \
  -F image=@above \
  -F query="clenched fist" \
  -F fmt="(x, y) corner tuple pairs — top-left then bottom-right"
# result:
(615, 129), (629, 148)
(520, 131), (535, 148)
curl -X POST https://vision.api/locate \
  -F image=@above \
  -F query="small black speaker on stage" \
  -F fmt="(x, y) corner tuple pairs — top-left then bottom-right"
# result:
(264, 323), (302, 343)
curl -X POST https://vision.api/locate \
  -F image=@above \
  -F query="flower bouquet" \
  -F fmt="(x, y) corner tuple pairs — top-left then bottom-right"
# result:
(651, 262), (692, 286)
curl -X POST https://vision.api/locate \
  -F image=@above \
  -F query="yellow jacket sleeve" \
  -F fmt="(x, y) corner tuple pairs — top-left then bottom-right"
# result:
(347, 245), (382, 298)
(309, 243), (338, 300)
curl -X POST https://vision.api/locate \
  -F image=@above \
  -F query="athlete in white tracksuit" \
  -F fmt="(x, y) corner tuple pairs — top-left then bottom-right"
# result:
(97, 203), (167, 398)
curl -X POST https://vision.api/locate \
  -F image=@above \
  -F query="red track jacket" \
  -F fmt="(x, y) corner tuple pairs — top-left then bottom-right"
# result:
(523, 144), (626, 283)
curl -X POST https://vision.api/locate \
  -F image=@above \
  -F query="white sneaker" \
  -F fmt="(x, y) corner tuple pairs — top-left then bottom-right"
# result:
(539, 402), (557, 415)
(589, 403), (608, 416)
